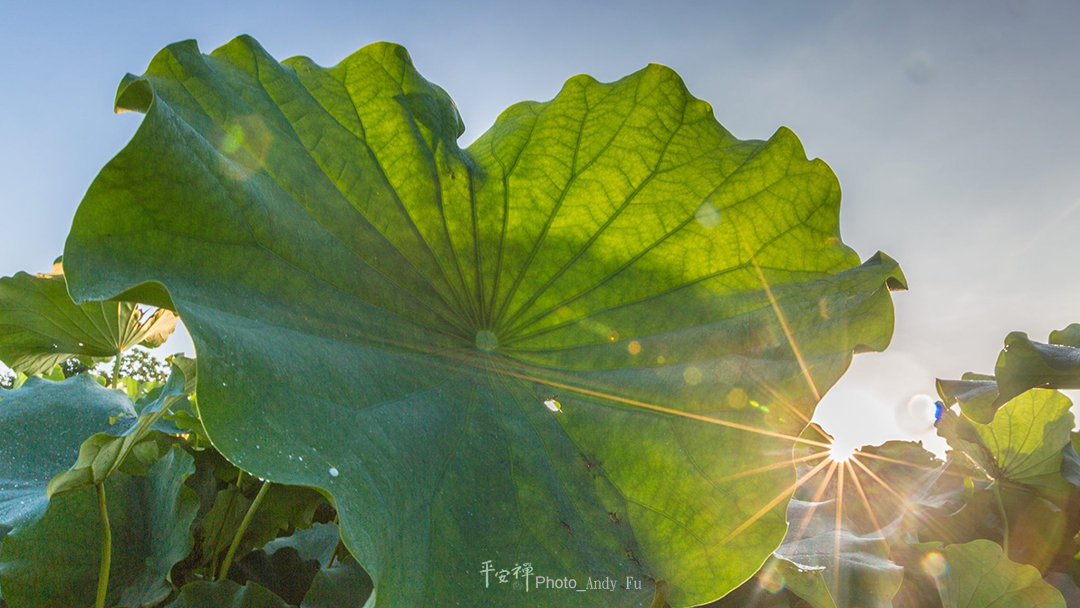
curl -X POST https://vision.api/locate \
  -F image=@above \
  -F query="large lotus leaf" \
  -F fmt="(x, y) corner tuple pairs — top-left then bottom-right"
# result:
(63, 36), (904, 607)
(0, 266), (177, 375)
(930, 540), (1065, 608)
(937, 389), (1073, 495)
(200, 477), (326, 577)
(0, 446), (198, 608)
(916, 461), (1071, 572)
(0, 375), (135, 532)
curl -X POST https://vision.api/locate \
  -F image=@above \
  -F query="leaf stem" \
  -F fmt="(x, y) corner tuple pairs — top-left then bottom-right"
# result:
(649, 580), (667, 608)
(95, 483), (111, 608)
(207, 472), (244, 578)
(111, 352), (122, 388)
(329, 513), (343, 568)
(219, 480), (271, 580)
(992, 482), (1010, 555)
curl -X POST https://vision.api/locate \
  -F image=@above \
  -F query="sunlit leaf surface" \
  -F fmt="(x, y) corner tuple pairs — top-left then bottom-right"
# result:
(64, 36), (903, 607)
(930, 540), (1065, 608)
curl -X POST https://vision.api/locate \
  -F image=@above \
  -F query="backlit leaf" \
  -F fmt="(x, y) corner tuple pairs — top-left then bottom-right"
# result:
(64, 36), (903, 607)
(0, 267), (177, 375)
(930, 540), (1065, 608)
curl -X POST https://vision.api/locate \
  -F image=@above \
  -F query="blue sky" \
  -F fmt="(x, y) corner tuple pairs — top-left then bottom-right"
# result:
(2, 0), (1078, 451)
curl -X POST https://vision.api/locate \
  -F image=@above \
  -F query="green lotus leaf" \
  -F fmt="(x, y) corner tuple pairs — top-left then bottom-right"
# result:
(938, 389), (1073, 495)
(234, 546), (320, 605)
(263, 521), (341, 566)
(63, 36), (904, 606)
(172, 580), (290, 608)
(0, 446), (198, 608)
(775, 500), (902, 608)
(0, 266), (177, 375)
(764, 557), (836, 608)
(201, 478), (326, 577)
(235, 523), (374, 608)
(1061, 435), (1080, 491)
(240, 483), (326, 551)
(935, 390), (1076, 569)
(936, 377), (998, 424)
(776, 429), (925, 608)
(1050, 325), (1080, 348)
(258, 522), (375, 608)
(930, 539), (1065, 608)
(0, 375), (135, 532)
(936, 325), (1080, 422)
(301, 556), (374, 608)
(995, 327), (1080, 404)
(47, 358), (195, 496)
(971, 389), (1073, 496)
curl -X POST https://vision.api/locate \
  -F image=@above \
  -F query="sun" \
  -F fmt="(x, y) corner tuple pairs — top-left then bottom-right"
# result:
(828, 441), (857, 462)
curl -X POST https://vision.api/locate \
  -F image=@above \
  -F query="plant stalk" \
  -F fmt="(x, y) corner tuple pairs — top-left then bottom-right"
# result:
(993, 482), (1010, 555)
(218, 480), (271, 580)
(329, 513), (343, 568)
(111, 352), (122, 388)
(207, 472), (244, 579)
(95, 483), (111, 608)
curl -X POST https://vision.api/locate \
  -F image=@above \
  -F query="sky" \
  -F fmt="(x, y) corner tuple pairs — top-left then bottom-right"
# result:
(2, 0), (1078, 453)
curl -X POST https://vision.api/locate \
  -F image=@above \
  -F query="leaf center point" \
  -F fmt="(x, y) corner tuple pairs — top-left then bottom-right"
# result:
(475, 330), (499, 352)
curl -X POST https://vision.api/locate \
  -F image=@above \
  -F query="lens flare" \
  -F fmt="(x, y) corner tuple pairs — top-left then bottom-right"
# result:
(921, 551), (948, 579)
(896, 393), (939, 434)
(759, 565), (786, 594)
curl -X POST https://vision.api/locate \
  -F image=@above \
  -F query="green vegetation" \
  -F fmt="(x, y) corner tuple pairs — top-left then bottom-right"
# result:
(0, 35), (1075, 608)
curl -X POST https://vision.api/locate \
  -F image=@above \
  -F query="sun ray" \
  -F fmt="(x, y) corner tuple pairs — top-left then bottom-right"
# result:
(718, 457), (833, 547)
(854, 450), (968, 479)
(741, 366), (812, 424)
(488, 365), (833, 448)
(748, 254), (821, 402)
(834, 462), (845, 588)
(844, 461), (891, 557)
(716, 450), (829, 483)
(786, 461), (839, 550)
(850, 456), (954, 543)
